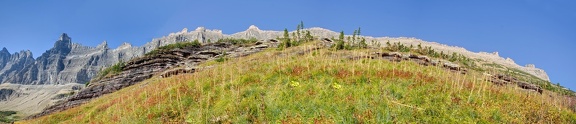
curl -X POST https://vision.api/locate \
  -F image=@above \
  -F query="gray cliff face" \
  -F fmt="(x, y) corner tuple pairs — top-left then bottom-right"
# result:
(0, 33), (142, 85)
(0, 48), (10, 70)
(0, 49), (35, 84)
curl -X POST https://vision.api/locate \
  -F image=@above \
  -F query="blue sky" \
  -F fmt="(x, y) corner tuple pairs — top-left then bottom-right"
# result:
(0, 0), (574, 89)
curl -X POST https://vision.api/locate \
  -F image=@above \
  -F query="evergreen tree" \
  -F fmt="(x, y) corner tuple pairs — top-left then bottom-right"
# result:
(335, 31), (345, 50)
(292, 32), (299, 46)
(282, 28), (291, 48)
(305, 30), (313, 42)
(352, 30), (357, 42)
(359, 37), (367, 48)
(296, 24), (301, 41)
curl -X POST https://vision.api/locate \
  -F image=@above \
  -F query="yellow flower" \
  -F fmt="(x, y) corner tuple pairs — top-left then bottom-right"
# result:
(332, 83), (342, 90)
(290, 81), (300, 87)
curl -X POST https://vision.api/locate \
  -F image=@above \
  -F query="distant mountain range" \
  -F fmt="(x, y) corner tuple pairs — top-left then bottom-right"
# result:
(0, 25), (549, 86)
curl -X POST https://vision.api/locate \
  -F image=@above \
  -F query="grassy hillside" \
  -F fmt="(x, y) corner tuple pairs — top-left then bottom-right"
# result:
(22, 42), (576, 123)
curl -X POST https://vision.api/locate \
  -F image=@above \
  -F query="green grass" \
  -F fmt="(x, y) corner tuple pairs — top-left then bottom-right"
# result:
(23, 41), (576, 123)
(217, 38), (258, 46)
(145, 40), (202, 56)
(0, 111), (17, 123)
(93, 61), (125, 81)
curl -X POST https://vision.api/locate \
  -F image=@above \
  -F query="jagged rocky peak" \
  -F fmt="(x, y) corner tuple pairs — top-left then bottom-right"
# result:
(20, 50), (32, 57)
(54, 33), (73, 50)
(491, 52), (499, 56)
(22, 50), (32, 56)
(1, 47), (8, 54)
(195, 27), (205, 32)
(194, 27), (223, 34)
(11, 50), (33, 59)
(117, 42), (132, 49)
(168, 28), (189, 36)
(181, 28), (188, 33)
(97, 41), (108, 49)
(248, 25), (260, 31)
(59, 33), (71, 41)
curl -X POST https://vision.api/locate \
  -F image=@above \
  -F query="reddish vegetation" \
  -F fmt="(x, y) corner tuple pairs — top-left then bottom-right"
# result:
(376, 69), (437, 83)
(336, 69), (351, 79)
(291, 66), (305, 76)
(451, 94), (462, 104)
(144, 96), (159, 108)
(416, 73), (436, 83)
(354, 110), (375, 123)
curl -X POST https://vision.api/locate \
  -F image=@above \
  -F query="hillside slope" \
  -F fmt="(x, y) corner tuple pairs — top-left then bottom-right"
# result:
(23, 41), (576, 123)
(0, 25), (553, 118)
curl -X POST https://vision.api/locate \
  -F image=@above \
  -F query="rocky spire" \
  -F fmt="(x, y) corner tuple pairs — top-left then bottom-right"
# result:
(1, 47), (8, 54)
(50, 33), (73, 55)
(55, 33), (72, 47)
(248, 25), (260, 31)
(117, 42), (132, 50)
(97, 41), (108, 49)
(195, 27), (205, 32)
(15, 50), (33, 58)
(59, 33), (71, 41)
(0, 47), (10, 66)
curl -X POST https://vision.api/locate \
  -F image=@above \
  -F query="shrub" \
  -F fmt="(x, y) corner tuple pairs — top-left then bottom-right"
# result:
(0, 111), (16, 123)
(97, 61), (125, 79)
(217, 38), (258, 46)
(145, 41), (201, 56)
(215, 52), (228, 62)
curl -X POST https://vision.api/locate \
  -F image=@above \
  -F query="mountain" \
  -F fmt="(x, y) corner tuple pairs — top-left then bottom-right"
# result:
(0, 26), (551, 86)
(24, 38), (576, 123)
(0, 25), (558, 120)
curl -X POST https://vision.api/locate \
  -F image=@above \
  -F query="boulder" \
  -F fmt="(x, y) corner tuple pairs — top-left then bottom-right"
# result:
(443, 62), (461, 71)
(517, 81), (543, 94)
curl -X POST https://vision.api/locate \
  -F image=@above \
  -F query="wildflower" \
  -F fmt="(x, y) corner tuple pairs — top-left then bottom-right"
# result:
(290, 81), (300, 87)
(332, 83), (342, 90)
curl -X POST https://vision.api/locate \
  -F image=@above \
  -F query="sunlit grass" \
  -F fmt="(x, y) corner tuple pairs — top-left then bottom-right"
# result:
(22, 42), (576, 123)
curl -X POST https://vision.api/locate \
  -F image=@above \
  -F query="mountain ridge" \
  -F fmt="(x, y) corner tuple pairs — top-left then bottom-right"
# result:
(0, 25), (553, 118)
(0, 25), (550, 85)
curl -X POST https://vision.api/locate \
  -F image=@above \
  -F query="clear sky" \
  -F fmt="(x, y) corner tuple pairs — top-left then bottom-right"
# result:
(0, 1), (574, 89)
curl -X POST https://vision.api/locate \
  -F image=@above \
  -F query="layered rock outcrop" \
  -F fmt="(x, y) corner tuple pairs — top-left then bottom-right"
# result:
(488, 74), (543, 94)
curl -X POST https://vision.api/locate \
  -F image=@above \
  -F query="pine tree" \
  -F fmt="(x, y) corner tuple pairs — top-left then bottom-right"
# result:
(305, 30), (313, 42)
(282, 28), (291, 48)
(335, 31), (345, 50)
(296, 24), (301, 41)
(359, 37), (367, 48)
(283, 28), (289, 40)
(352, 30), (357, 43)
(291, 32), (300, 46)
